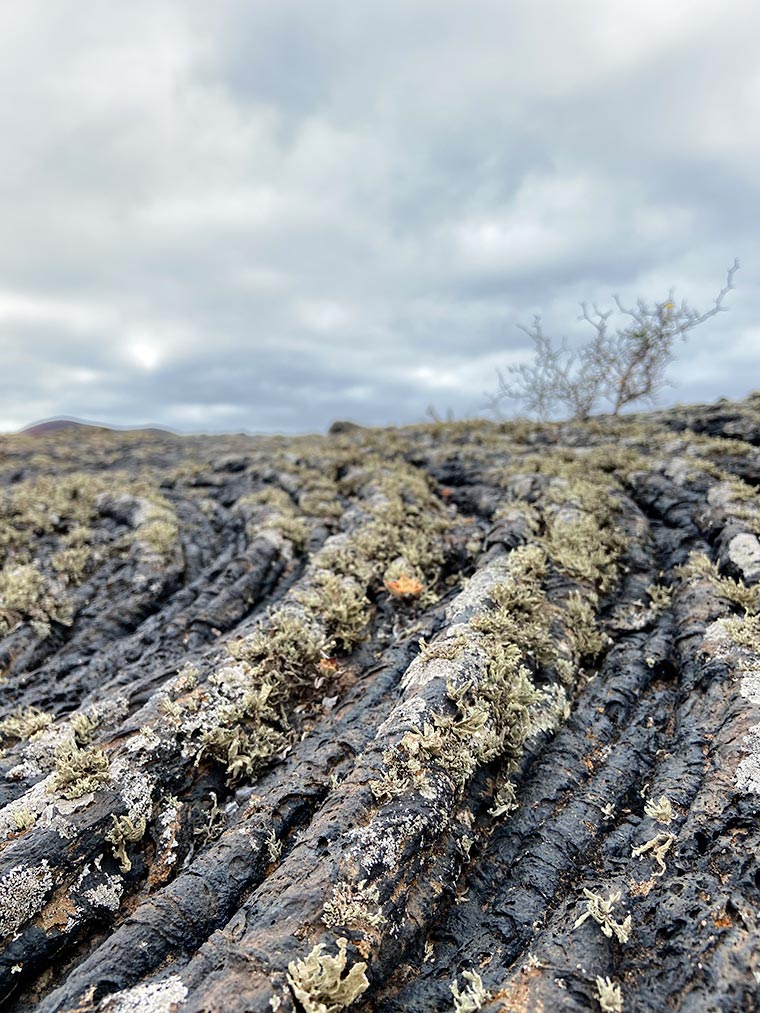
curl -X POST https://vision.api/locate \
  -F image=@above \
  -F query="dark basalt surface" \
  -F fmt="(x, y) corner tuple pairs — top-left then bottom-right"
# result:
(1, 395), (759, 1012)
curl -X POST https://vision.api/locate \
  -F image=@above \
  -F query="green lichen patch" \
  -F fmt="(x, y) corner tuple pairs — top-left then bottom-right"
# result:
(130, 493), (180, 562)
(12, 808), (36, 831)
(298, 480), (344, 520)
(542, 513), (625, 593)
(321, 459), (453, 593)
(487, 443), (630, 595)
(106, 814), (148, 873)
(296, 572), (370, 653)
(270, 514), (309, 550)
(71, 708), (102, 747)
(647, 582), (673, 611)
(236, 487), (295, 514)
(179, 586), (347, 785)
(50, 545), (91, 585)
(0, 562), (73, 638)
(0, 706), (52, 743)
(418, 634), (468, 664)
(676, 552), (759, 614)
(236, 483), (319, 551)
(228, 609), (331, 692)
(192, 672), (290, 786)
(722, 613), (760, 652)
(471, 572), (554, 667)
(565, 591), (605, 660)
(371, 547), (558, 804)
(372, 654), (536, 800)
(49, 742), (111, 799)
(197, 715), (288, 786)
(0, 472), (102, 568)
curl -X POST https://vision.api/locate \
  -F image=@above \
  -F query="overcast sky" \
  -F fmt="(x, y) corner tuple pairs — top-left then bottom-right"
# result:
(0, 1), (758, 434)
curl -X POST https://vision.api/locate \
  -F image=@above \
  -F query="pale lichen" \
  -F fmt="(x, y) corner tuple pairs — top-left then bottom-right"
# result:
(450, 970), (492, 1012)
(323, 880), (386, 933)
(489, 777), (518, 817)
(574, 889), (632, 943)
(565, 591), (605, 660)
(724, 613), (760, 651)
(371, 541), (586, 812)
(266, 829), (282, 864)
(0, 562), (72, 637)
(51, 544), (90, 584)
(646, 583), (672, 611)
(595, 975), (623, 1012)
(286, 937), (369, 1013)
(106, 815), (148, 873)
(0, 706), (52, 742)
(736, 724), (760, 796)
(12, 808), (36, 831)
(296, 572), (370, 652)
(631, 832), (676, 877)
(542, 512), (623, 593)
(83, 876), (124, 913)
(643, 795), (673, 824)
(71, 707), (102, 747)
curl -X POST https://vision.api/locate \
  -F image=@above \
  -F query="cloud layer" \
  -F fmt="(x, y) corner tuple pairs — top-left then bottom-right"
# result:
(0, 1), (757, 432)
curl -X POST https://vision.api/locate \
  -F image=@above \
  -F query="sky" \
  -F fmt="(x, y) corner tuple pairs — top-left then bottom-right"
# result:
(0, 1), (758, 434)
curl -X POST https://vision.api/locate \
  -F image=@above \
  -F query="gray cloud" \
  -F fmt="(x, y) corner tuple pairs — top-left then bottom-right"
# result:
(0, 0), (757, 432)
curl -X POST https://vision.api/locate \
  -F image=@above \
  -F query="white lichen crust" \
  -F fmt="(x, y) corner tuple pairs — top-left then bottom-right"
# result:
(0, 860), (54, 938)
(97, 975), (188, 1012)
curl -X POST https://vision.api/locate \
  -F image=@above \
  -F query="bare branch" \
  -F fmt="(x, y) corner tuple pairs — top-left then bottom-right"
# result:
(487, 262), (739, 421)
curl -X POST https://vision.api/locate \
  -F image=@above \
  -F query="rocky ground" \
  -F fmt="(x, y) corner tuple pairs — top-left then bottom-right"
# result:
(1, 396), (759, 1013)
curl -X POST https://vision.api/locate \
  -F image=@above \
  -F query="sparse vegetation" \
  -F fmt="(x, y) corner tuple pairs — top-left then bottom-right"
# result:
(1, 399), (759, 1011)
(488, 261), (739, 420)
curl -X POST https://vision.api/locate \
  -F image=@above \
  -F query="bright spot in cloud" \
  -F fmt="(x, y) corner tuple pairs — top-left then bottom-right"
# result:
(127, 341), (163, 372)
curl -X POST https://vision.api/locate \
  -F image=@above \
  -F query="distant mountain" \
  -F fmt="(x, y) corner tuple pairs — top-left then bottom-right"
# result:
(20, 416), (174, 436)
